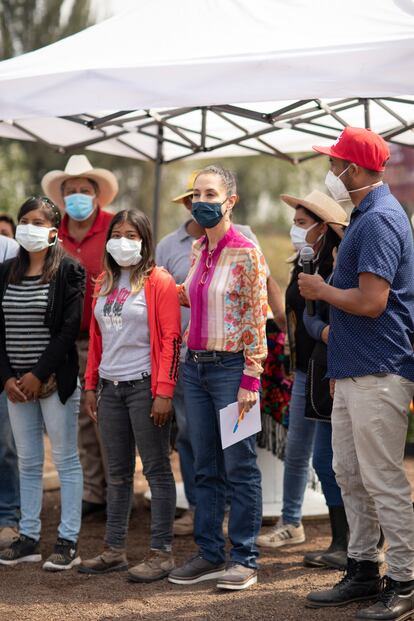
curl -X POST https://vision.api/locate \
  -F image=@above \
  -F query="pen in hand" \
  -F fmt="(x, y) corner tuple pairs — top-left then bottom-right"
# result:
(233, 407), (246, 434)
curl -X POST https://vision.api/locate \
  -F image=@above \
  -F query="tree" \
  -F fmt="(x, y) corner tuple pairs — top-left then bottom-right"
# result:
(0, 0), (93, 215)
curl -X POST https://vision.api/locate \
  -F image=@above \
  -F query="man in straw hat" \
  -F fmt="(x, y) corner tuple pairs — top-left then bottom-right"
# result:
(156, 170), (286, 537)
(300, 128), (414, 620)
(42, 154), (118, 518)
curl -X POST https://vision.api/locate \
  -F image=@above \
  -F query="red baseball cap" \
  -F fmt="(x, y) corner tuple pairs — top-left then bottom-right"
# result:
(313, 127), (390, 172)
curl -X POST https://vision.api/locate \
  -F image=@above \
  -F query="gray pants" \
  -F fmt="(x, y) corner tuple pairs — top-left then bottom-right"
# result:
(332, 374), (414, 581)
(98, 376), (176, 550)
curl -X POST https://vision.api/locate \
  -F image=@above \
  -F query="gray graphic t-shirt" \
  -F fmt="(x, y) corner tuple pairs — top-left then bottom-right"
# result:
(95, 270), (151, 381)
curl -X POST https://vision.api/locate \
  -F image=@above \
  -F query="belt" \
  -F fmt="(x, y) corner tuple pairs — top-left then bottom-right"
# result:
(100, 373), (150, 387)
(187, 349), (243, 363)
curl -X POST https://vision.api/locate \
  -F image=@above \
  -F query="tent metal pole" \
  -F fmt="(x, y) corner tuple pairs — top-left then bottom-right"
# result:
(152, 124), (163, 244)
(363, 99), (371, 128)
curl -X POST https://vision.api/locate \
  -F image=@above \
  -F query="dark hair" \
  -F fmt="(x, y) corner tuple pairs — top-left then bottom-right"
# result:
(8, 196), (65, 285)
(100, 209), (155, 296)
(0, 213), (16, 236)
(292, 204), (342, 271)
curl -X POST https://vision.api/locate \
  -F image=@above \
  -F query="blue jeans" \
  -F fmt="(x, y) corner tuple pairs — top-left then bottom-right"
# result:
(282, 370), (315, 525)
(0, 391), (19, 527)
(98, 377), (176, 550)
(313, 421), (343, 507)
(8, 388), (82, 542)
(184, 353), (262, 569)
(173, 366), (197, 509)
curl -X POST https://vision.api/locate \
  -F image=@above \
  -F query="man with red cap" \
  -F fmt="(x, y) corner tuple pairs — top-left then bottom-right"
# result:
(298, 127), (414, 620)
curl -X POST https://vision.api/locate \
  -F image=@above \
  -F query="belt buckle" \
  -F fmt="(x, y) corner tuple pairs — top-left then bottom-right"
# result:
(193, 352), (199, 362)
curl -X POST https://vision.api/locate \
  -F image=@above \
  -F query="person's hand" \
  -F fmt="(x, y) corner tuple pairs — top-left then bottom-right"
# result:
(329, 379), (336, 400)
(84, 390), (98, 423)
(4, 377), (27, 403)
(237, 387), (258, 414)
(298, 273), (326, 301)
(274, 311), (287, 333)
(321, 326), (330, 344)
(17, 372), (41, 400)
(151, 396), (172, 426)
(177, 284), (190, 307)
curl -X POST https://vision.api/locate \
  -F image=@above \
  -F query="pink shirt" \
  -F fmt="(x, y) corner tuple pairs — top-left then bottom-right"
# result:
(184, 225), (267, 391)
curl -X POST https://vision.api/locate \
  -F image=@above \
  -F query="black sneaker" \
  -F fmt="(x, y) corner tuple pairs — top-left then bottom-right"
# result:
(306, 558), (381, 608)
(43, 538), (81, 572)
(168, 554), (225, 585)
(0, 534), (42, 566)
(356, 576), (414, 620)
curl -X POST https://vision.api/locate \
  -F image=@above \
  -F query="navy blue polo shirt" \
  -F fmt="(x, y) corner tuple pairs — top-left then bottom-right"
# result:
(328, 184), (414, 380)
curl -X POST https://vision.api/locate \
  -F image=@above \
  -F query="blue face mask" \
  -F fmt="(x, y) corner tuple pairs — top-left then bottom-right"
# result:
(191, 200), (227, 229)
(64, 194), (95, 221)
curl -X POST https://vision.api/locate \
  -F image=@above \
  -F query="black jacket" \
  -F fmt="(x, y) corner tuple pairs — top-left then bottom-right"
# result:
(0, 256), (85, 404)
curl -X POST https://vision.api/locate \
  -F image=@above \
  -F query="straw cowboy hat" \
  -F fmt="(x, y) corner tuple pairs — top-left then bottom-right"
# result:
(41, 154), (119, 209)
(280, 189), (348, 238)
(171, 170), (201, 204)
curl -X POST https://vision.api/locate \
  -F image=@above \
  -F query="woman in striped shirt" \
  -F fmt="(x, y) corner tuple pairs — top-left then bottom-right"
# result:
(0, 196), (85, 572)
(169, 165), (267, 591)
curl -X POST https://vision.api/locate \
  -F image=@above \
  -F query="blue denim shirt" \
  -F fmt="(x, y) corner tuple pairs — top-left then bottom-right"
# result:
(328, 184), (414, 380)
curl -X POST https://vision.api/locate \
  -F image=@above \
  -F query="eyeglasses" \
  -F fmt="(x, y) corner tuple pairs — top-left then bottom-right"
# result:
(199, 250), (215, 285)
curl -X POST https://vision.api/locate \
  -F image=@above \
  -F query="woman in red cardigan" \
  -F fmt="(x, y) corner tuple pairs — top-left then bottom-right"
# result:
(78, 209), (181, 583)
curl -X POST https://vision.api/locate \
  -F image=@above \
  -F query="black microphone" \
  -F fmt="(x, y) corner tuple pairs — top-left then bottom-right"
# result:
(300, 245), (315, 316)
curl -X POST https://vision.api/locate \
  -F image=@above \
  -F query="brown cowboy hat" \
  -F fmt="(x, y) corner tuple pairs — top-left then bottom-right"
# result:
(280, 189), (348, 238)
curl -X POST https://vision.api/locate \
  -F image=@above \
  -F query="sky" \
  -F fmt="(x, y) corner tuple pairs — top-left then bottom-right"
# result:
(92, 0), (137, 22)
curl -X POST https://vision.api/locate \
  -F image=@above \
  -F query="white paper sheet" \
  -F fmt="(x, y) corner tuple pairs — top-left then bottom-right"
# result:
(219, 400), (262, 450)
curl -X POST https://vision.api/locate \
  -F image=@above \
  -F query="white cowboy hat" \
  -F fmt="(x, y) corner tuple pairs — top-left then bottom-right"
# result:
(41, 154), (119, 209)
(280, 189), (348, 238)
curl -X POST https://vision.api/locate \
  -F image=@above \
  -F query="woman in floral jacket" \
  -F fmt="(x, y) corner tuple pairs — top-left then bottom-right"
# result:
(168, 165), (267, 592)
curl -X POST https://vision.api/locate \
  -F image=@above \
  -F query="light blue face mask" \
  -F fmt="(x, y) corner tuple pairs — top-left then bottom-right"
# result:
(64, 193), (95, 221)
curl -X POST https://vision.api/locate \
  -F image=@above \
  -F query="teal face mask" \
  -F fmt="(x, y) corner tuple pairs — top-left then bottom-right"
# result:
(64, 193), (95, 221)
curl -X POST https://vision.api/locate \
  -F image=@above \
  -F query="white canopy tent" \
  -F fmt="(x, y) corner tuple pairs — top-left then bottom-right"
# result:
(0, 0), (414, 237)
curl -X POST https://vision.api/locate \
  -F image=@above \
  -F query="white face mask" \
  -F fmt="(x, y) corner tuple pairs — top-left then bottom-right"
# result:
(325, 165), (383, 202)
(106, 237), (142, 267)
(15, 224), (57, 253)
(290, 222), (320, 251)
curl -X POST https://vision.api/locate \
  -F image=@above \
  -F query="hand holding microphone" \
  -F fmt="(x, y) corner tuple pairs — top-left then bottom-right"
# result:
(300, 246), (316, 316)
(298, 246), (326, 312)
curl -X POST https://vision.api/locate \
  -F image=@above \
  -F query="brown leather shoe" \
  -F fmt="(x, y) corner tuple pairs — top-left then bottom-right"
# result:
(0, 526), (19, 551)
(128, 549), (175, 583)
(78, 547), (128, 574)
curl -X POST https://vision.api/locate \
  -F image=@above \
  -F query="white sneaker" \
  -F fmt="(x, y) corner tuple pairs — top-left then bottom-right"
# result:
(256, 521), (305, 548)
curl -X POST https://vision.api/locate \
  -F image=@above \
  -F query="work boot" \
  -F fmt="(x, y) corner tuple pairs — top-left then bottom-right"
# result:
(78, 546), (128, 574)
(356, 576), (414, 619)
(304, 506), (348, 569)
(128, 549), (175, 583)
(306, 558), (381, 608)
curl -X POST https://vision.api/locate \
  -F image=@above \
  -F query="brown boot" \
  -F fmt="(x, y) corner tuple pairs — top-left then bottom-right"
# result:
(78, 547), (128, 574)
(0, 526), (19, 551)
(128, 549), (175, 583)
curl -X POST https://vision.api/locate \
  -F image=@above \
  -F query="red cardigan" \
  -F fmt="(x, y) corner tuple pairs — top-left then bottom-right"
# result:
(84, 266), (181, 398)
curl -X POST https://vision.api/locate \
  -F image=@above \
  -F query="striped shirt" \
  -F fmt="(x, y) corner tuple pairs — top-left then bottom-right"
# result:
(2, 277), (51, 372)
(184, 225), (268, 391)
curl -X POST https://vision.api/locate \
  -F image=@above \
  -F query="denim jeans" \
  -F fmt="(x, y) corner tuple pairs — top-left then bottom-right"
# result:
(8, 388), (82, 542)
(0, 391), (20, 527)
(173, 366), (197, 509)
(98, 377), (176, 550)
(282, 370), (316, 525)
(313, 421), (343, 507)
(183, 353), (262, 569)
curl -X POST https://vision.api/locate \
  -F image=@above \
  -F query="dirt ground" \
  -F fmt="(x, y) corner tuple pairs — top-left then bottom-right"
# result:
(1, 452), (414, 621)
